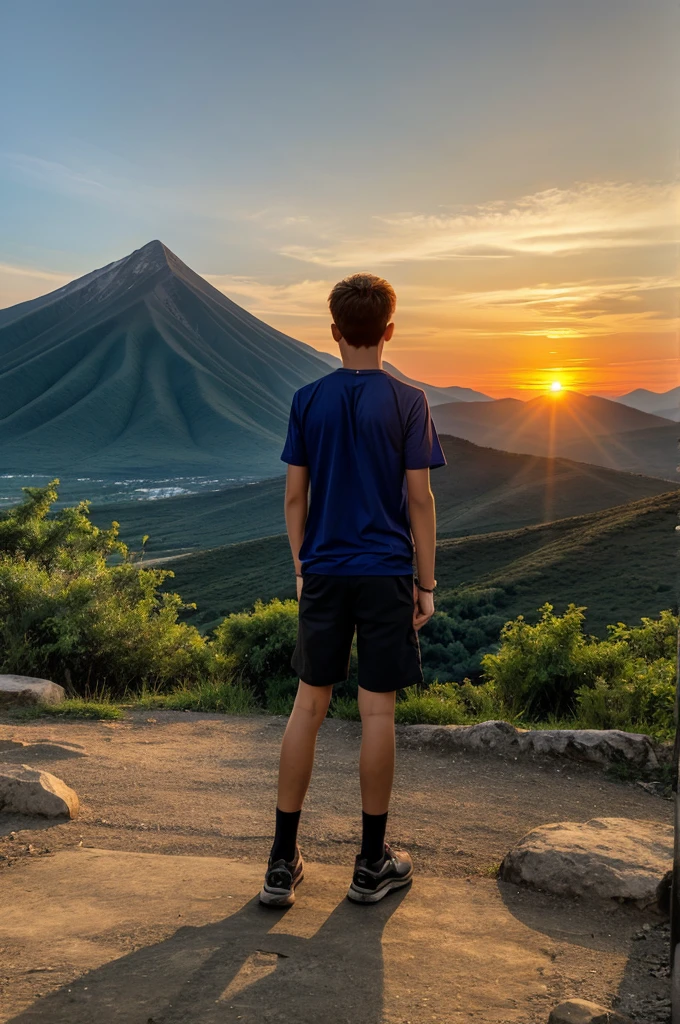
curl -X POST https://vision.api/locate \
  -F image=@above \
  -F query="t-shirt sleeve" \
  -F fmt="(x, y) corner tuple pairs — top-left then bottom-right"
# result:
(280, 392), (308, 466)
(404, 392), (447, 470)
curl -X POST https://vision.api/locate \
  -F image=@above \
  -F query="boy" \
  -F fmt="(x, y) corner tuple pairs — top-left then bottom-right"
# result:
(260, 273), (445, 906)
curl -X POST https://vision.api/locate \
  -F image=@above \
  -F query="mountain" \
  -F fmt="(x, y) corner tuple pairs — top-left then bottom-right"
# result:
(615, 386), (680, 422)
(431, 391), (675, 475)
(155, 490), (678, 635)
(91, 434), (680, 559)
(0, 240), (334, 476)
(0, 240), (489, 478)
(559, 422), (679, 481)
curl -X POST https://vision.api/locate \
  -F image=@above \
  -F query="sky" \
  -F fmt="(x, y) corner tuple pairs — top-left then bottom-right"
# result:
(1, 0), (678, 398)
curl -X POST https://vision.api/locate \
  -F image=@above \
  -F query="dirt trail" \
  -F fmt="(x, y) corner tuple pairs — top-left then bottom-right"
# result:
(0, 710), (672, 1022)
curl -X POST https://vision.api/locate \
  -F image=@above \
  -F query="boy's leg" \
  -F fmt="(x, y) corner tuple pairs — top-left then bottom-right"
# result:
(270, 680), (333, 860)
(358, 686), (396, 862)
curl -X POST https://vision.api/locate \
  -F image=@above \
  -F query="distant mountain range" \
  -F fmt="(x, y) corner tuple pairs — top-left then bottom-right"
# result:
(615, 386), (680, 422)
(92, 434), (680, 559)
(0, 239), (674, 481)
(431, 391), (677, 480)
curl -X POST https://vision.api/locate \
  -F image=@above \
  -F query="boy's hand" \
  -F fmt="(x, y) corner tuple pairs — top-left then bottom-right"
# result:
(296, 575), (304, 601)
(413, 584), (435, 631)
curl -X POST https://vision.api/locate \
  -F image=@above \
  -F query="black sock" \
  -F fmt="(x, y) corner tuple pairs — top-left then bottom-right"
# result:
(270, 807), (301, 863)
(360, 810), (388, 864)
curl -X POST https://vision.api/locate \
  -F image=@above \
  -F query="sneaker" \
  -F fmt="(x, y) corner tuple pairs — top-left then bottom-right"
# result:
(259, 847), (304, 907)
(347, 843), (413, 904)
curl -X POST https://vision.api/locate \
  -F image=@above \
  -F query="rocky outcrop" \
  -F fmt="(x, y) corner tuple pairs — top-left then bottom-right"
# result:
(0, 675), (65, 707)
(399, 720), (658, 769)
(500, 817), (672, 906)
(548, 999), (633, 1023)
(0, 765), (79, 818)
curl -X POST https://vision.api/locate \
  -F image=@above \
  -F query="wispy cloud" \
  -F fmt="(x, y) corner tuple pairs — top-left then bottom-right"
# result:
(203, 274), (332, 318)
(2, 153), (112, 199)
(279, 180), (679, 266)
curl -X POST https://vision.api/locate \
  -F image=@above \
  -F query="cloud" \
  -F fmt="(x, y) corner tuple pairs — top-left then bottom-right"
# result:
(2, 153), (111, 199)
(278, 180), (680, 266)
(203, 273), (333, 318)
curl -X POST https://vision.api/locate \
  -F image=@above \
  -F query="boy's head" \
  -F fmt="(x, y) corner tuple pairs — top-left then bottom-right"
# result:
(328, 273), (396, 348)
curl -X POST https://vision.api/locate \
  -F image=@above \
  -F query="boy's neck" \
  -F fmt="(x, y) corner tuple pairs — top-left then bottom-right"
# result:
(339, 339), (384, 371)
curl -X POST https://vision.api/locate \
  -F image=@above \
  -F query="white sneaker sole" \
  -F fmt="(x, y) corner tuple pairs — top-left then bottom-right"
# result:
(259, 871), (304, 907)
(347, 873), (413, 904)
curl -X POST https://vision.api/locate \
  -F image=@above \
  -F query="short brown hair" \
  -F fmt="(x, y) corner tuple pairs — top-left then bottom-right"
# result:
(328, 273), (396, 348)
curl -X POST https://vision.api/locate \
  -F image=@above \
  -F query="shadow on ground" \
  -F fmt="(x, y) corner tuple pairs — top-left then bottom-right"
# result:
(498, 880), (671, 1021)
(7, 888), (409, 1024)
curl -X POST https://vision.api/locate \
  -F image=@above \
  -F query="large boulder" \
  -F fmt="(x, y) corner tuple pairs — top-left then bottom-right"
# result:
(0, 675), (65, 707)
(399, 721), (658, 769)
(500, 817), (672, 906)
(548, 999), (633, 1023)
(0, 764), (79, 818)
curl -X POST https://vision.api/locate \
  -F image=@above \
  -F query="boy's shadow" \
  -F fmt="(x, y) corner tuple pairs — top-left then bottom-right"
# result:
(9, 887), (410, 1024)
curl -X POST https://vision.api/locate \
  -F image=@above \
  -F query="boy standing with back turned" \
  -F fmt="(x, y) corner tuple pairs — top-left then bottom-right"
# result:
(260, 273), (446, 906)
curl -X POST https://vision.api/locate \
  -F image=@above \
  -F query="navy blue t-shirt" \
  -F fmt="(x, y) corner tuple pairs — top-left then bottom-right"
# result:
(281, 368), (446, 575)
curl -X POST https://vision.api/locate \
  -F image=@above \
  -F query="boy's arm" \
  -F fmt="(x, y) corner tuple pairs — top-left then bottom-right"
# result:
(284, 464), (310, 592)
(406, 467), (436, 630)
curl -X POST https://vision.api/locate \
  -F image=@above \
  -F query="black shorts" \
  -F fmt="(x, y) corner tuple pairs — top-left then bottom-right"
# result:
(292, 573), (423, 693)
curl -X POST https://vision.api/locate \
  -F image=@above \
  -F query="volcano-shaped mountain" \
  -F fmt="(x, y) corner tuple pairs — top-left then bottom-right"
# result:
(0, 241), (344, 476)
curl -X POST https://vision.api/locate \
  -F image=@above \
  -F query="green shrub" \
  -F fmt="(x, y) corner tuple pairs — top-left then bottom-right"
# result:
(481, 603), (677, 734)
(575, 657), (676, 741)
(480, 603), (629, 718)
(0, 482), (211, 695)
(212, 598), (298, 701)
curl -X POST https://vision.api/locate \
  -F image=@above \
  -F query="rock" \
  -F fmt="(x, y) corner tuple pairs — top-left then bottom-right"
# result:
(500, 817), (672, 905)
(548, 998), (633, 1023)
(399, 721), (658, 769)
(0, 765), (79, 818)
(0, 675), (65, 707)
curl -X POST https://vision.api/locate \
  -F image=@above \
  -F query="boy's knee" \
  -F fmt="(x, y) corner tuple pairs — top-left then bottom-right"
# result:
(358, 687), (396, 719)
(294, 681), (332, 722)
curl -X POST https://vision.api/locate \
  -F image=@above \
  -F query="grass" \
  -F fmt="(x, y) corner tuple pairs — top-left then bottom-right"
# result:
(129, 679), (258, 715)
(8, 698), (124, 721)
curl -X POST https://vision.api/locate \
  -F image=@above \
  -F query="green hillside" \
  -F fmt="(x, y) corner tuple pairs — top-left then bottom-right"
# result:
(158, 490), (678, 636)
(90, 434), (678, 557)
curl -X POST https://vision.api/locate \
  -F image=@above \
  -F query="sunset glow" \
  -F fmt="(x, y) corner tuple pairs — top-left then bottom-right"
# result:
(550, 381), (562, 393)
(0, 3), (677, 401)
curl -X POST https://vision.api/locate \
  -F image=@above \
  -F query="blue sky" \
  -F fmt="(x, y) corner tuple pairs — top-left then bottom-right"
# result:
(1, 0), (677, 395)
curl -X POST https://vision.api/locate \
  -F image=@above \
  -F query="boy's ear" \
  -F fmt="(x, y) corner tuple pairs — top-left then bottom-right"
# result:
(383, 322), (395, 342)
(331, 323), (343, 343)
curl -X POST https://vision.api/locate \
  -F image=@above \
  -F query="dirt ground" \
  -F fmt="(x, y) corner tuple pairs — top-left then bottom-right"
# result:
(0, 710), (673, 1023)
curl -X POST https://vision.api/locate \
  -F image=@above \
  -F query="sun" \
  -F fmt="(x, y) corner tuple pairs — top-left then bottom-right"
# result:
(550, 381), (562, 393)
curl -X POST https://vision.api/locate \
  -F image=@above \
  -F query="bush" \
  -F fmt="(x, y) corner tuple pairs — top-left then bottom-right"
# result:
(0, 482), (212, 695)
(480, 603), (629, 718)
(575, 658), (676, 741)
(211, 598), (299, 703)
(481, 602), (677, 735)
